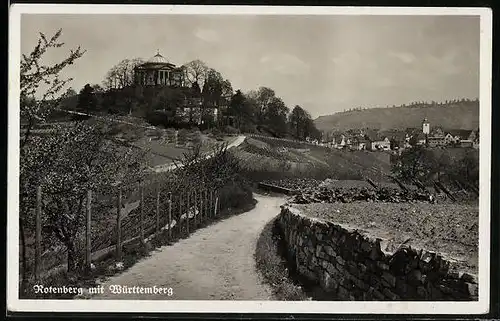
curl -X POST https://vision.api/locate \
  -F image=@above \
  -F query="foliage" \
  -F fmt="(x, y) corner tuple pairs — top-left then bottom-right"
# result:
(288, 105), (320, 141)
(391, 146), (479, 185)
(77, 84), (97, 113)
(19, 29), (85, 292)
(103, 58), (144, 90)
(21, 119), (148, 273)
(183, 59), (209, 88)
(20, 29), (85, 149)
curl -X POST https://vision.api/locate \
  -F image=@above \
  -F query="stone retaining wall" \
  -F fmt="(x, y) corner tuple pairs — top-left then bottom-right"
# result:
(276, 205), (478, 301)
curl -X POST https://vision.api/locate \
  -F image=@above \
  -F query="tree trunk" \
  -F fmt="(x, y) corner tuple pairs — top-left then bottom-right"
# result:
(66, 241), (78, 273)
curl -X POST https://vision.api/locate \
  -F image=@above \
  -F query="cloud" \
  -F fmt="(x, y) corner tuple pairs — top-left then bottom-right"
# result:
(194, 29), (220, 43)
(426, 50), (462, 75)
(259, 53), (310, 76)
(388, 51), (416, 64)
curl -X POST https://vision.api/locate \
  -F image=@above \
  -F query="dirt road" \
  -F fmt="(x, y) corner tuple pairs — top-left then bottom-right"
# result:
(92, 194), (285, 300)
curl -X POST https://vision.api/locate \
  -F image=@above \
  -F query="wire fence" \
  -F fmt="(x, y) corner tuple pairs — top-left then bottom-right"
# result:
(25, 180), (222, 281)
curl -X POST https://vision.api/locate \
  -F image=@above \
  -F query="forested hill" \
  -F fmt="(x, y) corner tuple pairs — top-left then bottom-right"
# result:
(314, 100), (479, 132)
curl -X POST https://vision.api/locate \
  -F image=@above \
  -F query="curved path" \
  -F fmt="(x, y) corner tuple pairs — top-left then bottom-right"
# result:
(151, 135), (246, 173)
(93, 194), (285, 300)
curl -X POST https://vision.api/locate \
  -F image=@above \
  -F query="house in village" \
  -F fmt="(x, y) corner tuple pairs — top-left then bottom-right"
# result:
(349, 136), (369, 150)
(364, 131), (391, 151)
(379, 130), (407, 150)
(426, 126), (447, 148)
(371, 136), (391, 151)
(438, 129), (478, 148)
(328, 133), (351, 149)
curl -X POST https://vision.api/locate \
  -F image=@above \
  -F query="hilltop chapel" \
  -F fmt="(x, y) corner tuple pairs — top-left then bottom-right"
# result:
(133, 51), (186, 87)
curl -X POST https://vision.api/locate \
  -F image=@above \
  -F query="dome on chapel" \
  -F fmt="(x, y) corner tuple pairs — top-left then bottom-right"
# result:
(147, 51), (169, 64)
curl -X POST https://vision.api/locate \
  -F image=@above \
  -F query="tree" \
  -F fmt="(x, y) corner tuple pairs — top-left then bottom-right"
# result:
(65, 87), (77, 97)
(92, 84), (104, 94)
(221, 79), (233, 98)
(264, 97), (289, 137)
(202, 68), (224, 107)
(228, 90), (245, 129)
(289, 105), (306, 139)
(22, 120), (147, 274)
(391, 146), (433, 182)
(103, 58), (144, 90)
(77, 84), (97, 114)
(251, 87), (276, 123)
(20, 28), (85, 292)
(20, 29), (85, 149)
(183, 59), (209, 88)
(453, 149), (479, 183)
(201, 68), (228, 127)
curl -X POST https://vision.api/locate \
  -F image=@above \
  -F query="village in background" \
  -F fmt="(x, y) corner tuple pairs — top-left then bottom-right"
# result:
(46, 50), (480, 154)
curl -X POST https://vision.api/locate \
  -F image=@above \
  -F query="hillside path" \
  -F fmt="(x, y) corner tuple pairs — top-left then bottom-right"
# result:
(92, 194), (284, 300)
(152, 135), (246, 173)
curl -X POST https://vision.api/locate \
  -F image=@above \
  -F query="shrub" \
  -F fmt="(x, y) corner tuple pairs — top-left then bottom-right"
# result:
(222, 125), (240, 135)
(219, 178), (253, 209)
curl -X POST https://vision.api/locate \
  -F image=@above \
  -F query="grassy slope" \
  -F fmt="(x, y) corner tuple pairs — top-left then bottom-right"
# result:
(233, 137), (392, 182)
(314, 102), (479, 132)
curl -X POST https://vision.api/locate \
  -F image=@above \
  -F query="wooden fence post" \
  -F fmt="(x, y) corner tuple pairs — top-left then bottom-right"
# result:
(85, 189), (92, 271)
(209, 189), (213, 218)
(156, 185), (160, 235)
(214, 189), (218, 217)
(194, 189), (198, 227)
(168, 192), (172, 240)
(35, 185), (42, 280)
(116, 186), (122, 261)
(198, 188), (202, 226)
(204, 189), (208, 222)
(186, 190), (190, 234)
(199, 188), (203, 224)
(178, 193), (183, 235)
(140, 183), (145, 243)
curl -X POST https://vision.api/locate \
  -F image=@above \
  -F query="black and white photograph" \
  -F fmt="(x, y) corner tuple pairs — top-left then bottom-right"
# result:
(7, 4), (492, 315)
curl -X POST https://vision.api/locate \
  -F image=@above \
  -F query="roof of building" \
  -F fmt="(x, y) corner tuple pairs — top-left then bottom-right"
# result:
(413, 132), (426, 140)
(136, 51), (178, 70)
(446, 129), (473, 140)
(380, 130), (406, 142)
(148, 51), (169, 64)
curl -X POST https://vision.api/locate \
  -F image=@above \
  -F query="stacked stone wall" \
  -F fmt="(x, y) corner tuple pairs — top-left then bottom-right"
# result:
(277, 206), (478, 301)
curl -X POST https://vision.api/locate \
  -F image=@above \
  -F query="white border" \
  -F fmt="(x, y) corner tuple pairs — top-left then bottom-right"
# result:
(8, 4), (492, 314)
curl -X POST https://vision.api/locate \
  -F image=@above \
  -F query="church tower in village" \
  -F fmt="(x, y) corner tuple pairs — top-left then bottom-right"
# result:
(422, 118), (430, 134)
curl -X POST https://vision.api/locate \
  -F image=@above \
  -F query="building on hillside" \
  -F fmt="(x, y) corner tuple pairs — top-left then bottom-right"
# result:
(365, 132), (391, 151)
(413, 132), (427, 146)
(134, 51), (186, 87)
(460, 140), (473, 148)
(350, 136), (368, 150)
(443, 132), (457, 145)
(444, 129), (477, 147)
(371, 137), (391, 151)
(430, 126), (445, 137)
(380, 130), (407, 150)
(329, 134), (346, 149)
(427, 136), (447, 148)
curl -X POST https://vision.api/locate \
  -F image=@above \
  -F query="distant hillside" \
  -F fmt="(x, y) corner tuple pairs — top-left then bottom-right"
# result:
(314, 100), (479, 132)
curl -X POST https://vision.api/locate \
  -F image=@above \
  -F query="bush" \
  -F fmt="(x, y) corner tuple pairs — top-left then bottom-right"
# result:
(222, 125), (240, 135)
(219, 178), (253, 209)
(145, 111), (169, 127)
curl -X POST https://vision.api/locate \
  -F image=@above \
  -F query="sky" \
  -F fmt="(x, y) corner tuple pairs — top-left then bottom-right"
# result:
(20, 14), (480, 118)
